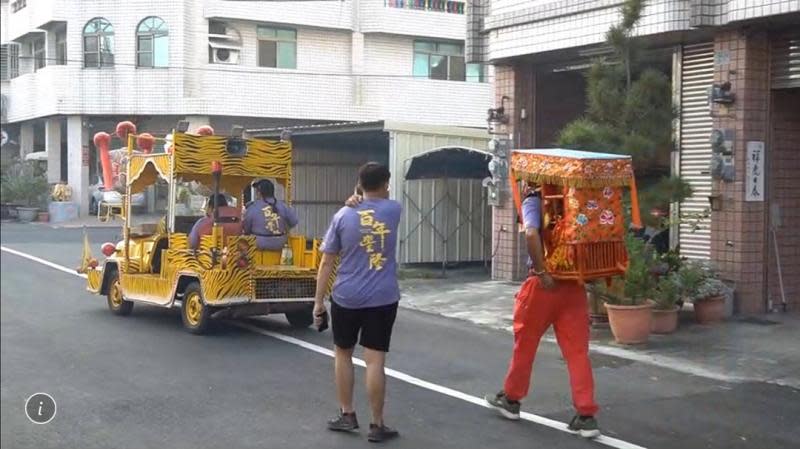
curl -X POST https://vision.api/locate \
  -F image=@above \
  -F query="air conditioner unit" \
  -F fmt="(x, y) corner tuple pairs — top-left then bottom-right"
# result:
(211, 47), (239, 64)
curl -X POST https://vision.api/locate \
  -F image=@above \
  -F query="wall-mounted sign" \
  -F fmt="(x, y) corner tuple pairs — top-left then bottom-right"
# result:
(82, 145), (90, 167)
(745, 141), (765, 202)
(714, 50), (730, 66)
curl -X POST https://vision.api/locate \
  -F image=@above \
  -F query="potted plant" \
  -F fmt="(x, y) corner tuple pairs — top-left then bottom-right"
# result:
(586, 285), (608, 327)
(591, 236), (655, 344)
(676, 261), (728, 324)
(0, 160), (49, 223)
(651, 274), (680, 334)
(690, 277), (729, 324)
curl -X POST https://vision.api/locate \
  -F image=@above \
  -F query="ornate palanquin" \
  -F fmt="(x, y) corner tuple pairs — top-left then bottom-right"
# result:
(509, 149), (642, 283)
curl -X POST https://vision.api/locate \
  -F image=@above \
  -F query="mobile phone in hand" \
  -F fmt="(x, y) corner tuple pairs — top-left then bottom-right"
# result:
(316, 311), (329, 332)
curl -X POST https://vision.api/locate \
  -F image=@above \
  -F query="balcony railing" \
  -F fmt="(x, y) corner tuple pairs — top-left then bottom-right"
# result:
(385, 0), (465, 15)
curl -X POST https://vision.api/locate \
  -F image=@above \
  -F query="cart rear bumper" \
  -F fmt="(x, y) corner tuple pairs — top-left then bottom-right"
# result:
(210, 300), (313, 319)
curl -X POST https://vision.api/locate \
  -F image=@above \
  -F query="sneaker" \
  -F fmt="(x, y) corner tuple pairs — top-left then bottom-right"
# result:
(367, 424), (399, 443)
(327, 410), (359, 432)
(567, 414), (601, 438)
(484, 391), (521, 420)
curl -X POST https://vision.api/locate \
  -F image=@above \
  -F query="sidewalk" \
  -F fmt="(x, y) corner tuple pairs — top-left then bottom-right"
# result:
(399, 268), (800, 389)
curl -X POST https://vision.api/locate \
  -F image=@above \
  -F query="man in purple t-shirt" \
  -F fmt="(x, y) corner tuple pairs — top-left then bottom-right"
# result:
(313, 162), (402, 443)
(242, 180), (299, 250)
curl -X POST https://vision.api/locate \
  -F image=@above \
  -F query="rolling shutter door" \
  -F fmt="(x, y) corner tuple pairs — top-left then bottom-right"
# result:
(678, 43), (714, 259)
(771, 31), (800, 89)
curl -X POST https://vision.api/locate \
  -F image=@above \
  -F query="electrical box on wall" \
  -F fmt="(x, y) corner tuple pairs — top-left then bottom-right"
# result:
(486, 138), (511, 207)
(486, 184), (502, 207)
(710, 128), (735, 182)
(709, 82), (735, 104)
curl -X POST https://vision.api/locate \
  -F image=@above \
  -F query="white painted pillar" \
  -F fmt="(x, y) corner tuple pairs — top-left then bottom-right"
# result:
(352, 32), (365, 106)
(45, 118), (62, 183)
(19, 121), (34, 158)
(67, 116), (89, 216)
(351, 0), (364, 107)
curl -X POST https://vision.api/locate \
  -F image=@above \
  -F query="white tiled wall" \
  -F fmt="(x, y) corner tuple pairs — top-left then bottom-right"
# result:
(364, 34), (413, 75)
(3, 0), (491, 128)
(491, 0), (561, 16)
(489, 0), (691, 60)
(479, 0), (799, 61)
(229, 19), (352, 73)
(727, 0), (800, 22)
(203, 0), (354, 31)
(360, 0), (466, 41)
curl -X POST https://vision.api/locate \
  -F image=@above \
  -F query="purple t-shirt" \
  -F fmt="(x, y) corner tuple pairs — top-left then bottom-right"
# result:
(522, 195), (541, 267)
(522, 195), (541, 230)
(321, 198), (402, 309)
(243, 198), (299, 250)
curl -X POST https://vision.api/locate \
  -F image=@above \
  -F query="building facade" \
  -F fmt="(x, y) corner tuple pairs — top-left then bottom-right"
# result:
(1, 0), (492, 224)
(468, 0), (800, 314)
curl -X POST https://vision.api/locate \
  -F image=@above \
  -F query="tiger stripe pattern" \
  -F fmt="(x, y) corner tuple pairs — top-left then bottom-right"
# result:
(173, 133), (292, 198)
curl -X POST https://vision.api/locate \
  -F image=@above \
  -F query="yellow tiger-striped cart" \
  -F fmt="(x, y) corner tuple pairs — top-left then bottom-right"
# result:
(79, 123), (325, 334)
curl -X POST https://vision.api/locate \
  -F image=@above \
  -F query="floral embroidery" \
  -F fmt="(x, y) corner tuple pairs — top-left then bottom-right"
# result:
(576, 214), (589, 226)
(568, 197), (580, 210)
(603, 187), (614, 199)
(586, 200), (599, 211)
(600, 210), (615, 225)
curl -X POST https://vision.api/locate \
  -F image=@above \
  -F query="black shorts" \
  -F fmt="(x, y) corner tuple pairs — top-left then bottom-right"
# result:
(331, 301), (399, 352)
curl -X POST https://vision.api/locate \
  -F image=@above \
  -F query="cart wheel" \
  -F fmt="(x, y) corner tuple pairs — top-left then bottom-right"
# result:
(106, 271), (133, 316)
(181, 282), (210, 334)
(286, 307), (314, 328)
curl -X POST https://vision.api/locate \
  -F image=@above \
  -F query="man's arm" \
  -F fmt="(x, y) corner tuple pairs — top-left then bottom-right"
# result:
(525, 228), (555, 288)
(284, 204), (299, 228)
(313, 253), (337, 326)
(241, 207), (252, 234)
(314, 253), (337, 305)
(344, 185), (363, 208)
(526, 228), (546, 273)
(189, 220), (201, 249)
(521, 195), (555, 288)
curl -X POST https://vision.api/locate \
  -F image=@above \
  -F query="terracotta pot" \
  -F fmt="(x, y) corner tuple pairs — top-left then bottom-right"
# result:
(17, 207), (38, 223)
(694, 296), (725, 324)
(651, 306), (679, 334)
(605, 301), (653, 344)
(586, 290), (609, 327)
(38, 211), (50, 222)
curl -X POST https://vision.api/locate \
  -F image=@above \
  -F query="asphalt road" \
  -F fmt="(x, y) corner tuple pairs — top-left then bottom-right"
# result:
(1, 224), (799, 449)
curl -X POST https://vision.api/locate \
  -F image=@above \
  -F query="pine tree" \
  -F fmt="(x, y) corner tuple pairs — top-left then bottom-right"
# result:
(557, 0), (690, 227)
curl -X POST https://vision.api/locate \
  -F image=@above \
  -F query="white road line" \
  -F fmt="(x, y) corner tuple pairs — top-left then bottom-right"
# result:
(1, 245), (648, 449)
(233, 321), (646, 449)
(1, 246), (87, 279)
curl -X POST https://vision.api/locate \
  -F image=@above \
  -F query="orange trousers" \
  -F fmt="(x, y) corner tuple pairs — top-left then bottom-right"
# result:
(503, 277), (599, 416)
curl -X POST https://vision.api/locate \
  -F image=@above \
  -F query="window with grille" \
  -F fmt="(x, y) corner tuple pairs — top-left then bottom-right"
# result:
(1, 44), (20, 80)
(257, 26), (296, 69)
(83, 17), (114, 68)
(413, 40), (483, 82)
(32, 38), (46, 71)
(137, 16), (169, 68)
(55, 30), (67, 65)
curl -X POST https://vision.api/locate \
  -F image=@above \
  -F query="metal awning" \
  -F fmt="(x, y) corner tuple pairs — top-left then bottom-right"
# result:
(405, 146), (492, 180)
(248, 121), (385, 137)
